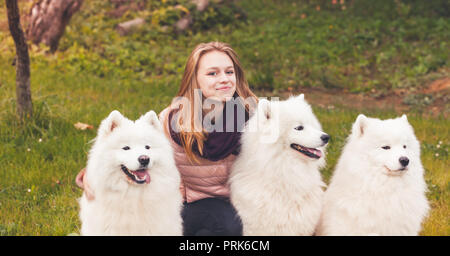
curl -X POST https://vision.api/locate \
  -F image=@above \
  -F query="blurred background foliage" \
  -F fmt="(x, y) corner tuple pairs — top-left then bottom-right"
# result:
(1, 0), (448, 95)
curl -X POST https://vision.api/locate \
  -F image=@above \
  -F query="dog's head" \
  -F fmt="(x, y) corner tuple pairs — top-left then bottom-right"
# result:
(88, 110), (166, 189)
(350, 114), (420, 176)
(255, 94), (330, 164)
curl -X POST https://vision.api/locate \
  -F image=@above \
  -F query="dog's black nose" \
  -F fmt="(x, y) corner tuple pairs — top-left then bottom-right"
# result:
(399, 157), (409, 167)
(138, 155), (150, 166)
(321, 134), (330, 144)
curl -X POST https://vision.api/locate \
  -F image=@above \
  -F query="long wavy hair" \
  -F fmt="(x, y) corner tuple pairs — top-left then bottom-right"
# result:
(168, 41), (257, 163)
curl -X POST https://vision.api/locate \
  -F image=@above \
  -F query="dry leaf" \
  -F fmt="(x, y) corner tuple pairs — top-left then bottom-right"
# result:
(74, 122), (94, 130)
(174, 4), (190, 14)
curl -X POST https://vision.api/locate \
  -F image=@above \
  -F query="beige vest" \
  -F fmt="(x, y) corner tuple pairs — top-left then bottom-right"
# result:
(159, 107), (236, 203)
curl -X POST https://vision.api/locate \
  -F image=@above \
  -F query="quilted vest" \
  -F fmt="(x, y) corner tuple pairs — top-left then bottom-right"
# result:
(159, 107), (236, 203)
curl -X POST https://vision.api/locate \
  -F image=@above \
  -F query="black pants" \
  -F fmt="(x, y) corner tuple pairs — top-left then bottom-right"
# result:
(182, 198), (243, 236)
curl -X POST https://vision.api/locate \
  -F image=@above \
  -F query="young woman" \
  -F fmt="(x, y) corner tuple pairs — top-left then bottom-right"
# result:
(76, 41), (258, 236)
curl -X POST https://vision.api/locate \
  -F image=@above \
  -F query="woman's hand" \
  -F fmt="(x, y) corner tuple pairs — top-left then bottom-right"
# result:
(75, 168), (95, 201)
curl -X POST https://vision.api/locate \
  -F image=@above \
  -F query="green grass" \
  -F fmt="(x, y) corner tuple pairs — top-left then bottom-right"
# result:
(0, 0), (448, 235)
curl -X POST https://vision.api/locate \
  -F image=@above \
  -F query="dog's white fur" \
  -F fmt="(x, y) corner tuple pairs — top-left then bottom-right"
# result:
(230, 94), (328, 235)
(316, 114), (429, 236)
(79, 110), (183, 235)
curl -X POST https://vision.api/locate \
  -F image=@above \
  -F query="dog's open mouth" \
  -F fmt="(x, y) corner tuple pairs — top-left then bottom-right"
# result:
(121, 165), (150, 184)
(290, 144), (322, 159)
(384, 166), (407, 176)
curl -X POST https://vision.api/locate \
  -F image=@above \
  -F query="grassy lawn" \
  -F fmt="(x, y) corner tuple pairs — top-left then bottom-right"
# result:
(0, 0), (448, 235)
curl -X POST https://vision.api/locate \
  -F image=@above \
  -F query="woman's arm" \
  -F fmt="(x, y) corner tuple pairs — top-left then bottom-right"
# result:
(75, 168), (95, 201)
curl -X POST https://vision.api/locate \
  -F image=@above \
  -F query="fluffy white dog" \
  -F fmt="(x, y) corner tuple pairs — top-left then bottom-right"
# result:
(229, 94), (329, 235)
(316, 114), (429, 236)
(79, 110), (183, 235)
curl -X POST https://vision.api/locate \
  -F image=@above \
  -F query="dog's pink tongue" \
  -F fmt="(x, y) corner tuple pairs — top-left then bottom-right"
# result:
(315, 149), (322, 158)
(135, 170), (151, 184)
(307, 148), (322, 158)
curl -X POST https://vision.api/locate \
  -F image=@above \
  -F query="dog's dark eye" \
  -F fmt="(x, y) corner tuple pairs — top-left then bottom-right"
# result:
(382, 146), (390, 150)
(122, 146), (130, 150)
(403, 145), (406, 149)
(145, 145), (150, 150)
(295, 126), (304, 131)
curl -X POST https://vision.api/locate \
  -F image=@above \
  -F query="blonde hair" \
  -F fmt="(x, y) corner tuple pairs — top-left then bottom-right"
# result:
(168, 41), (257, 163)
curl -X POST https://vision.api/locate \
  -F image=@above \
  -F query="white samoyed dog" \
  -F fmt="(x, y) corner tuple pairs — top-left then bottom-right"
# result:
(229, 94), (329, 235)
(316, 114), (429, 236)
(79, 110), (183, 235)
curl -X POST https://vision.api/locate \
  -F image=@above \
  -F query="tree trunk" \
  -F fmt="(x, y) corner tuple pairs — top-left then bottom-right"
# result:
(26, 0), (83, 53)
(6, 0), (33, 119)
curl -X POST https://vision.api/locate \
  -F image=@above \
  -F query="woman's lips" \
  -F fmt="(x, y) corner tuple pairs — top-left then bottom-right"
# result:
(216, 86), (231, 91)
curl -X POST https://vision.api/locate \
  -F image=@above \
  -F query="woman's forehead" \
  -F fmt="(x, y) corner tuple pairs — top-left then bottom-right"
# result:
(198, 50), (234, 69)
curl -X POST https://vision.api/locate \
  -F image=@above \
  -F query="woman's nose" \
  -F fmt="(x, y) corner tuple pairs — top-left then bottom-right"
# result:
(219, 72), (230, 83)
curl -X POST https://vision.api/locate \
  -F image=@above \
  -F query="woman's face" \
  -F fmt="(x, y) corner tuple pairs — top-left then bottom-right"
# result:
(196, 50), (237, 101)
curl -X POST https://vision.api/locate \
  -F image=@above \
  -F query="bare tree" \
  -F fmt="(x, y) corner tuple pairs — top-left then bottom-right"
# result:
(26, 0), (83, 53)
(6, 0), (32, 119)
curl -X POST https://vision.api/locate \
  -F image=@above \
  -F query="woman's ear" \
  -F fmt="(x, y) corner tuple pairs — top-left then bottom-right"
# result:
(98, 110), (124, 139)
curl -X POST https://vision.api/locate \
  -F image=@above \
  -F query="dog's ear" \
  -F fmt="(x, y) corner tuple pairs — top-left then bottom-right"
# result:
(258, 98), (272, 121)
(254, 98), (280, 143)
(352, 114), (368, 138)
(98, 110), (124, 138)
(401, 114), (408, 123)
(296, 94), (305, 101)
(138, 110), (162, 132)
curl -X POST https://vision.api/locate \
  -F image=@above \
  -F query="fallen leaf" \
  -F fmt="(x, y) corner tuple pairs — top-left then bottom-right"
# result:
(74, 122), (94, 130)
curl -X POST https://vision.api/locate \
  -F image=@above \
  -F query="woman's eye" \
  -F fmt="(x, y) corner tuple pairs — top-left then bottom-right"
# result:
(295, 126), (304, 131)
(122, 146), (130, 150)
(226, 70), (234, 75)
(145, 145), (150, 150)
(382, 146), (390, 150)
(207, 72), (217, 76)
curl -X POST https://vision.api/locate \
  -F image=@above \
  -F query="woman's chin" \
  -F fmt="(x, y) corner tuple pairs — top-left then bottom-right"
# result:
(217, 90), (236, 102)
